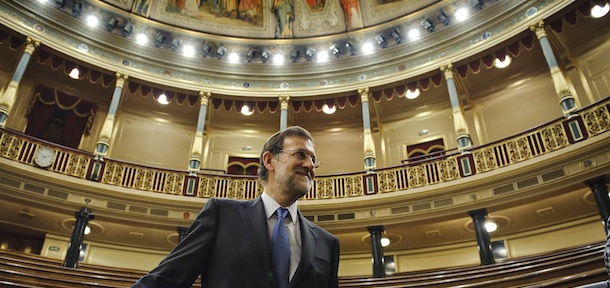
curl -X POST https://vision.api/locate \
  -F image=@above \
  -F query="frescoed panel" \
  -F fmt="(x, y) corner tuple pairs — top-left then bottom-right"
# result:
(100, 0), (136, 10)
(361, 0), (440, 26)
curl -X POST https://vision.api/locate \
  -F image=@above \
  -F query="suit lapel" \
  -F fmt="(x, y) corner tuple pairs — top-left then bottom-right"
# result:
(237, 198), (274, 273)
(290, 212), (315, 287)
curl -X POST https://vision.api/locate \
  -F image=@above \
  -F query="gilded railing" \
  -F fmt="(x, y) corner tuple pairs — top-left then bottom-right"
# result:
(0, 97), (608, 200)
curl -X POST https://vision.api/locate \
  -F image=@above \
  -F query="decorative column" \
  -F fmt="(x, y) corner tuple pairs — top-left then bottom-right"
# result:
(359, 87), (376, 173)
(530, 20), (577, 118)
(585, 175), (610, 232)
(177, 227), (189, 243)
(94, 72), (129, 160)
(441, 63), (473, 151)
(279, 95), (290, 130)
(63, 201), (94, 268)
(189, 90), (211, 175)
(0, 37), (40, 127)
(468, 208), (495, 265)
(368, 226), (386, 278)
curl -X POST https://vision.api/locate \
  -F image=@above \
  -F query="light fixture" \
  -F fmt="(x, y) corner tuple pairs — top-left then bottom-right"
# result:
(170, 38), (182, 51)
(55, 0), (65, 8)
(485, 221), (498, 232)
(228, 52), (239, 63)
(154, 33), (166, 47)
(438, 10), (450, 26)
(591, 2), (610, 18)
(345, 42), (356, 55)
(273, 54), (284, 65)
(422, 19), (435, 33)
(183, 45), (195, 57)
(322, 104), (336, 114)
(72, 2), (82, 17)
(317, 50), (329, 62)
(246, 49), (255, 62)
(329, 45), (341, 57)
(261, 50), (271, 63)
(494, 55), (511, 69)
(201, 42), (211, 56)
(305, 47), (315, 61)
(469, 0), (484, 10)
(216, 45), (226, 59)
(241, 104), (254, 116)
(85, 15), (99, 27)
(391, 29), (402, 43)
(405, 88), (420, 99)
(418, 129), (429, 136)
(84, 225), (91, 235)
(69, 67), (80, 79)
(408, 29), (420, 40)
(122, 23), (134, 37)
(455, 8), (469, 21)
(375, 35), (387, 48)
(158, 93), (169, 105)
(380, 237), (391, 247)
(136, 33), (148, 45)
(106, 17), (118, 31)
(290, 49), (300, 62)
(361, 42), (374, 54)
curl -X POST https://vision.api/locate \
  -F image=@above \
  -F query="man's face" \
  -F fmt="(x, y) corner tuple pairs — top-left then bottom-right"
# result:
(274, 136), (317, 199)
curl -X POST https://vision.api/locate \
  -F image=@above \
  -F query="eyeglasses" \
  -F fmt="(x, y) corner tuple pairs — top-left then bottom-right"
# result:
(278, 149), (321, 168)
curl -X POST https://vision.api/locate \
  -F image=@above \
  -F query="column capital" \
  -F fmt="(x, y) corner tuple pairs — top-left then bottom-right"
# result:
(199, 90), (211, 105)
(358, 87), (370, 103)
(24, 37), (41, 55)
(279, 95), (290, 110)
(115, 72), (129, 88)
(440, 63), (454, 80)
(468, 208), (488, 219)
(529, 20), (547, 39)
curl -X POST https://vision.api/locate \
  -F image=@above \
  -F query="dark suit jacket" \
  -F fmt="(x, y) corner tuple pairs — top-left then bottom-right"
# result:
(132, 197), (340, 288)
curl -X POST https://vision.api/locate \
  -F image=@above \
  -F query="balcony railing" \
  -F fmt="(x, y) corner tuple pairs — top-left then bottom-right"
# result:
(0, 97), (608, 201)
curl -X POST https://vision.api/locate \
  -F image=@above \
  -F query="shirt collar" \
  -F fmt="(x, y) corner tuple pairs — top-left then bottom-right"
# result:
(262, 192), (298, 223)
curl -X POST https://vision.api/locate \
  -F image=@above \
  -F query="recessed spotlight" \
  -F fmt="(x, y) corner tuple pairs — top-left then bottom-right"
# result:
(405, 89), (420, 99)
(183, 45), (195, 57)
(380, 237), (390, 247)
(408, 29), (420, 40)
(322, 104), (336, 114)
(494, 55), (511, 68)
(158, 93), (169, 105)
(362, 42), (374, 54)
(455, 8), (469, 21)
(317, 51), (329, 62)
(591, 3), (609, 18)
(273, 54), (285, 65)
(86, 15), (99, 27)
(69, 68), (80, 79)
(241, 105), (254, 116)
(136, 33), (148, 45)
(228, 52), (239, 63)
(485, 221), (497, 232)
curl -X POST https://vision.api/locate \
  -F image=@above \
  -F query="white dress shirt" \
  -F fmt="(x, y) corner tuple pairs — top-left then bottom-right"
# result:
(262, 192), (302, 281)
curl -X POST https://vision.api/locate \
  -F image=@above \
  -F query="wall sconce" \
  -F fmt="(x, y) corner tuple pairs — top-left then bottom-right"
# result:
(154, 33), (166, 47)
(329, 45), (340, 57)
(375, 35), (387, 48)
(437, 10), (450, 26)
(216, 45), (226, 59)
(106, 17), (118, 32)
(345, 42), (356, 55)
(305, 47), (315, 61)
(201, 42), (211, 56)
(170, 38), (182, 51)
(261, 50), (270, 63)
(391, 29), (402, 44)
(290, 49), (300, 62)
(246, 49), (255, 62)
(122, 23), (134, 37)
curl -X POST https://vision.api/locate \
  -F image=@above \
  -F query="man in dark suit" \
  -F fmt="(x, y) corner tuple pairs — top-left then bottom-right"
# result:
(132, 126), (340, 288)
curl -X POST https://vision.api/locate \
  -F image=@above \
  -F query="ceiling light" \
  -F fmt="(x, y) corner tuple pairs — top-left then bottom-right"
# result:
(485, 221), (497, 232)
(273, 54), (284, 65)
(106, 17), (118, 31)
(84, 225), (91, 235)
(241, 104), (254, 116)
(290, 49), (300, 62)
(158, 93), (169, 105)
(305, 47), (315, 61)
(362, 42), (374, 54)
(455, 8), (469, 22)
(183, 45), (195, 57)
(261, 50), (271, 63)
(154, 33), (166, 47)
(591, 3), (610, 18)
(228, 52), (239, 63)
(380, 237), (391, 247)
(422, 19), (435, 33)
(405, 88), (420, 99)
(136, 33), (148, 45)
(330, 45), (341, 57)
(391, 29), (402, 43)
(418, 129), (429, 136)
(201, 42), (211, 56)
(438, 10), (450, 26)
(408, 29), (420, 40)
(86, 15), (99, 27)
(375, 35), (387, 48)
(345, 42), (356, 55)
(122, 23), (134, 37)
(170, 38), (182, 50)
(322, 104), (336, 114)
(317, 51), (329, 62)
(494, 55), (511, 68)
(69, 68), (80, 79)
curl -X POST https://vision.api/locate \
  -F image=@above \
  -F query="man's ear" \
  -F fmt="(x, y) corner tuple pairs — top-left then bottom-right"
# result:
(262, 151), (275, 172)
